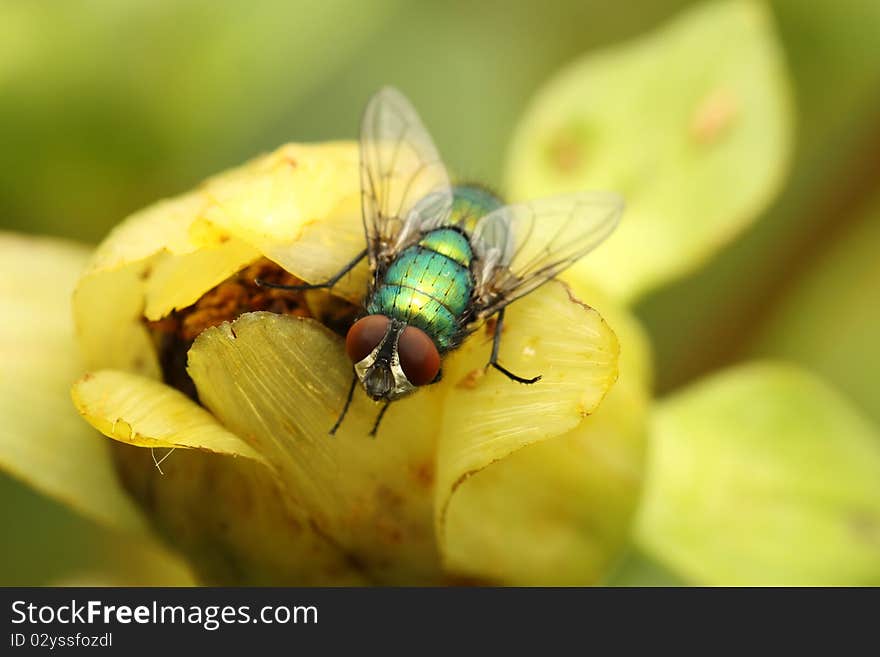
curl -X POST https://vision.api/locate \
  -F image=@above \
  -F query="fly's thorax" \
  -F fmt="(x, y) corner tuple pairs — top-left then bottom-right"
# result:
(368, 228), (475, 351)
(417, 228), (472, 267)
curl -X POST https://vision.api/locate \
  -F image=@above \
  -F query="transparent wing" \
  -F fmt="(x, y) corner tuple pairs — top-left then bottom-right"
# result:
(360, 87), (453, 269)
(470, 191), (623, 318)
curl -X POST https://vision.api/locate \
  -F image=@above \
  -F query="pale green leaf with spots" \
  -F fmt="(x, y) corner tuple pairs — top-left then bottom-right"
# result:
(637, 362), (880, 585)
(506, 0), (793, 302)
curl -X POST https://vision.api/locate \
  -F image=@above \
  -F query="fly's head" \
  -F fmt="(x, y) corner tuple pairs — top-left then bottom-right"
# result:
(345, 315), (440, 401)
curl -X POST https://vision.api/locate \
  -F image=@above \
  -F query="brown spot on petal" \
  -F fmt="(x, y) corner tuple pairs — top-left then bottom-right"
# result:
(410, 460), (435, 489)
(546, 126), (587, 174)
(375, 520), (404, 545)
(546, 120), (598, 175)
(456, 368), (486, 389)
(375, 485), (403, 511)
(690, 88), (738, 145)
(373, 486), (406, 545)
(850, 511), (880, 548)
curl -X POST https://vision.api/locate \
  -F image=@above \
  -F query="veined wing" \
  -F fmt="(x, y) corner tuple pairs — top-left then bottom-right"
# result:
(360, 87), (453, 270)
(470, 191), (623, 318)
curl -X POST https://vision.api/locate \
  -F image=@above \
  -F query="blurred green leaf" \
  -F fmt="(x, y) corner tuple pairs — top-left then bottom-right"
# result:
(637, 0), (880, 394)
(0, 0), (396, 241)
(279, 0), (697, 188)
(506, 0), (792, 302)
(604, 550), (688, 586)
(0, 471), (194, 586)
(754, 195), (880, 425)
(637, 362), (880, 585)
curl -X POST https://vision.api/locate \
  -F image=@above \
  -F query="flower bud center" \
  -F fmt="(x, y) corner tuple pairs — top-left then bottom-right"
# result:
(144, 258), (359, 402)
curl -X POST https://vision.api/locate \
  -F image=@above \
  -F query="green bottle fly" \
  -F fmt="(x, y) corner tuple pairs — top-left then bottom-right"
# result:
(256, 87), (622, 436)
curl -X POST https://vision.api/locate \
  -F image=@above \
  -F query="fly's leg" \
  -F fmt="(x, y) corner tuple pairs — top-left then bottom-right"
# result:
(369, 401), (392, 438)
(486, 307), (542, 384)
(255, 248), (368, 291)
(329, 372), (358, 436)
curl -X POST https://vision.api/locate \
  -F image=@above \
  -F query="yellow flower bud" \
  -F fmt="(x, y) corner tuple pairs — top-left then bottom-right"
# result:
(67, 142), (647, 584)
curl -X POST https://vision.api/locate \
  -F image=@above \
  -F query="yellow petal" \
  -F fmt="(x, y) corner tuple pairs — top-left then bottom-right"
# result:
(75, 194), (213, 376)
(199, 141), (451, 303)
(142, 239), (261, 321)
(69, 142), (450, 583)
(110, 443), (366, 585)
(70, 366), (363, 584)
(638, 362), (880, 585)
(71, 369), (264, 462)
(200, 142), (369, 302)
(73, 143), (369, 375)
(437, 282), (619, 475)
(188, 312), (444, 583)
(84, 192), (212, 274)
(74, 262), (162, 378)
(436, 280), (649, 584)
(0, 232), (146, 532)
(74, 189), (261, 374)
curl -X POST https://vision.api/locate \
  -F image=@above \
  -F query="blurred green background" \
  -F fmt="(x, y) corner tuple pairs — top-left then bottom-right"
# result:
(2, 0), (879, 585)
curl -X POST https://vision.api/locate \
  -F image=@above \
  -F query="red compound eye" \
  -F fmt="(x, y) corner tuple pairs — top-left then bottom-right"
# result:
(398, 326), (440, 386)
(346, 315), (390, 363)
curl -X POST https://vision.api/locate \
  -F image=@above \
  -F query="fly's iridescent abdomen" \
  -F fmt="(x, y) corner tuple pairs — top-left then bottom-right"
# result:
(367, 229), (472, 351)
(367, 185), (501, 351)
